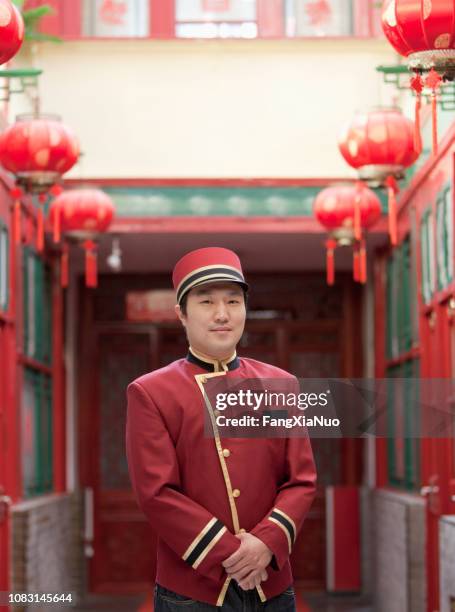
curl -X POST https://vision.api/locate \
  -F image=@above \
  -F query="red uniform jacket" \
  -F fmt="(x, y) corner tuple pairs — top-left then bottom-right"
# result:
(126, 349), (317, 606)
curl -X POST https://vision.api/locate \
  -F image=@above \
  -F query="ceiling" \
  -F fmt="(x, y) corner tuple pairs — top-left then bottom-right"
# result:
(64, 230), (389, 275)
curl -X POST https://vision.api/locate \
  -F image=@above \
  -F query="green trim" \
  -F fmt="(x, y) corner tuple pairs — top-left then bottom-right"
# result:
(0, 69), (42, 78)
(23, 368), (53, 497)
(386, 359), (420, 491)
(420, 208), (435, 305)
(22, 247), (52, 365)
(103, 186), (389, 218)
(436, 182), (453, 290)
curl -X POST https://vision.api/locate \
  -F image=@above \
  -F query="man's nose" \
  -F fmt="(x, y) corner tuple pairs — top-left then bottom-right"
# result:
(214, 302), (229, 321)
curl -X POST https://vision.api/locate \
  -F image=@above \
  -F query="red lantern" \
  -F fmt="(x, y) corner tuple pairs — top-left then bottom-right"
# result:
(0, 0), (24, 65)
(49, 189), (115, 288)
(338, 107), (419, 246)
(0, 113), (80, 249)
(381, 0), (455, 155)
(313, 184), (381, 285)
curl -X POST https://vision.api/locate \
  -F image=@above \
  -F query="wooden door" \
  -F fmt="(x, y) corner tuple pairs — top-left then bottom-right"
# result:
(81, 327), (159, 593)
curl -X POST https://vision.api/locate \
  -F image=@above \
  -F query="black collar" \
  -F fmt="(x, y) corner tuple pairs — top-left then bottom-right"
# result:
(186, 347), (240, 372)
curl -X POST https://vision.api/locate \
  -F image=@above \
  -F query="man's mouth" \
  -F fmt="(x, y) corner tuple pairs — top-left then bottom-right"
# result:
(211, 328), (232, 332)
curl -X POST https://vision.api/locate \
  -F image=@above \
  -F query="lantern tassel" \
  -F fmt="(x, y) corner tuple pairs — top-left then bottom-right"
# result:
(353, 243), (360, 283)
(325, 238), (337, 286)
(424, 68), (442, 157)
(36, 194), (47, 252)
(410, 74), (423, 153)
(53, 205), (61, 243)
(354, 181), (362, 241)
(83, 240), (98, 288)
(11, 187), (22, 245)
(37, 206), (44, 252)
(385, 176), (398, 246)
(359, 239), (367, 284)
(14, 199), (21, 245)
(61, 242), (69, 288)
(431, 89), (438, 156)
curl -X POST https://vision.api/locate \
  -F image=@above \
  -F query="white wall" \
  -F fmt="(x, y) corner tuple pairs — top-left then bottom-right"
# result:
(12, 38), (399, 179)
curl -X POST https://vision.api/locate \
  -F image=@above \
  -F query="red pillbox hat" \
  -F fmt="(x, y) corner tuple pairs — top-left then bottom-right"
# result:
(172, 247), (248, 305)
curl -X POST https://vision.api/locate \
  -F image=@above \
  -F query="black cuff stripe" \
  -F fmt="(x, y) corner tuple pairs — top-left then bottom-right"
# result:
(186, 519), (225, 567)
(270, 510), (295, 544)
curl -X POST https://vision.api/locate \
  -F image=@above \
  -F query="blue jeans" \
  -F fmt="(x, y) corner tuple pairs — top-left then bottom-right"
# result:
(154, 582), (296, 611)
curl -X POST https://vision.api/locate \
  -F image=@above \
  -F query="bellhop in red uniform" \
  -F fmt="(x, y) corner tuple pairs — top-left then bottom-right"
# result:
(126, 247), (317, 609)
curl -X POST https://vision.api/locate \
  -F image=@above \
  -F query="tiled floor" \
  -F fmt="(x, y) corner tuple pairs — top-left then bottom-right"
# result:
(303, 592), (373, 611)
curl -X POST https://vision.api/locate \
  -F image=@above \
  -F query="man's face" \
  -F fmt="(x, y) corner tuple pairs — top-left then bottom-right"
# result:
(175, 282), (246, 360)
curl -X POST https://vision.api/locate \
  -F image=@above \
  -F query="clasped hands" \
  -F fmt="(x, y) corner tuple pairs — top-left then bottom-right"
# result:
(222, 532), (272, 590)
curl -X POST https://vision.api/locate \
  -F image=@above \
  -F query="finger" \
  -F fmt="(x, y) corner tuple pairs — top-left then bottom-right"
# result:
(222, 548), (246, 568)
(239, 579), (254, 591)
(225, 560), (251, 575)
(231, 566), (255, 582)
(238, 570), (259, 590)
(260, 569), (268, 582)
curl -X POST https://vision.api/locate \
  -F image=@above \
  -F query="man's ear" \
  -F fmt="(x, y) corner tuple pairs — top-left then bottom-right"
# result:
(175, 304), (186, 327)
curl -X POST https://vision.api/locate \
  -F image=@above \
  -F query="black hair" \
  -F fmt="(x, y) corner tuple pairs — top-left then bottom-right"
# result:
(179, 286), (248, 316)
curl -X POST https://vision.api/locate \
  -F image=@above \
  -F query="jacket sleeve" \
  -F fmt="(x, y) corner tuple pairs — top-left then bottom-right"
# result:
(250, 430), (317, 571)
(126, 381), (240, 582)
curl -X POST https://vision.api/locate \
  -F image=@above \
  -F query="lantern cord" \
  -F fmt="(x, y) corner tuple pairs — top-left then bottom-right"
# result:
(354, 181), (362, 241)
(359, 239), (367, 284)
(37, 206), (44, 252)
(410, 74), (423, 154)
(61, 242), (69, 288)
(431, 90), (438, 156)
(385, 176), (398, 246)
(83, 240), (98, 288)
(353, 244), (360, 283)
(325, 238), (337, 286)
(424, 69), (442, 157)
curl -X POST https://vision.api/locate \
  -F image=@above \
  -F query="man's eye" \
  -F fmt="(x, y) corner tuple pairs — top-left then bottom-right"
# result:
(201, 299), (211, 303)
(229, 299), (240, 304)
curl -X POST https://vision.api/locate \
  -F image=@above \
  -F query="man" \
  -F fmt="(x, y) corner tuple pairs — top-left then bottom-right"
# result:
(126, 247), (317, 611)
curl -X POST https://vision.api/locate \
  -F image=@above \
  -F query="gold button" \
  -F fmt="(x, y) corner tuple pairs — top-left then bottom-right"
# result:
(200, 376), (207, 384)
(232, 489), (240, 498)
(222, 449), (231, 458)
(239, 528), (246, 533)
(214, 410), (221, 417)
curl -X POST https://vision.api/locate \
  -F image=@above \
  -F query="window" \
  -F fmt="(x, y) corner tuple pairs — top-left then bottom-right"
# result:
(82, 0), (150, 37)
(0, 222), (8, 312)
(22, 247), (53, 498)
(23, 248), (52, 365)
(55, 0), (380, 39)
(176, 0), (257, 38)
(284, 0), (353, 37)
(386, 359), (420, 490)
(420, 209), (435, 305)
(436, 183), (453, 290)
(22, 369), (53, 497)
